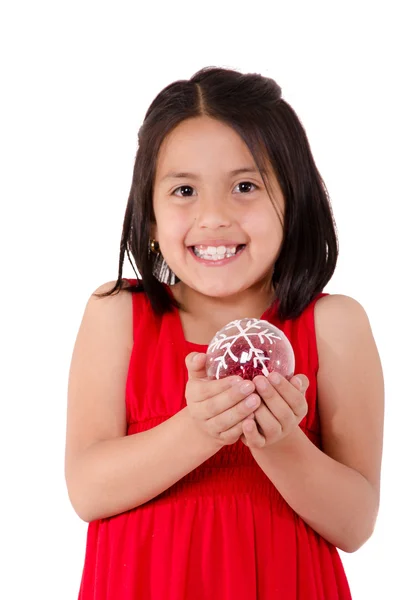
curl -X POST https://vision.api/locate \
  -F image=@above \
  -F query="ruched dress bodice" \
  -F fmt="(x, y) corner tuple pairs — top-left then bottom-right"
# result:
(78, 281), (351, 599)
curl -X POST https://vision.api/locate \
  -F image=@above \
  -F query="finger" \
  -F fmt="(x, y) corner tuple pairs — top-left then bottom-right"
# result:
(240, 411), (255, 441)
(289, 374), (310, 394)
(185, 352), (208, 380)
(253, 376), (296, 431)
(242, 417), (266, 449)
(239, 412), (256, 444)
(187, 365), (245, 405)
(212, 394), (261, 431)
(253, 401), (284, 439)
(219, 411), (254, 445)
(268, 372), (309, 419)
(262, 373), (308, 419)
(185, 352), (245, 394)
(201, 380), (258, 420)
(208, 389), (262, 433)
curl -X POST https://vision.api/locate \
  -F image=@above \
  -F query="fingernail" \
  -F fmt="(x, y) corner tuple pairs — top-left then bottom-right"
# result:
(245, 395), (258, 407)
(293, 377), (302, 390)
(269, 372), (281, 384)
(240, 381), (254, 393)
(256, 377), (269, 392)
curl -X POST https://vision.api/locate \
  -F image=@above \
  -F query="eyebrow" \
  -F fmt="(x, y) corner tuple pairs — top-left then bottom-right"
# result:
(160, 167), (263, 182)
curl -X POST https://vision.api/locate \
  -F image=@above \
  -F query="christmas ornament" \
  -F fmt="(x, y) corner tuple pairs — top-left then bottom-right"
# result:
(206, 318), (295, 380)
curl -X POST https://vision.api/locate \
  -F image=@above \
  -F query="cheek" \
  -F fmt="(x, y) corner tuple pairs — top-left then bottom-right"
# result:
(157, 210), (189, 245)
(242, 210), (283, 243)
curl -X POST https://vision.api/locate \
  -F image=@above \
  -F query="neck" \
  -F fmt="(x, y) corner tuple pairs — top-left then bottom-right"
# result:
(172, 277), (276, 336)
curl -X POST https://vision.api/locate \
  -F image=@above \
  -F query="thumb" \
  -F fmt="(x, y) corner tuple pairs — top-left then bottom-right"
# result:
(185, 352), (208, 380)
(291, 374), (310, 393)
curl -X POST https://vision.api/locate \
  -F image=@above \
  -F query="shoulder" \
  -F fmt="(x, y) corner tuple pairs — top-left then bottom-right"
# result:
(314, 292), (367, 315)
(89, 279), (134, 345)
(92, 278), (134, 297)
(313, 293), (371, 341)
(313, 293), (376, 374)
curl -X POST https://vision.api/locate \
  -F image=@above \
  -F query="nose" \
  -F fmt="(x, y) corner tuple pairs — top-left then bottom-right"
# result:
(194, 194), (232, 230)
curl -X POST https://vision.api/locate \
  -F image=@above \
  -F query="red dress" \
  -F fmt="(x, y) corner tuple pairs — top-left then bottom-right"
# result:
(78, 280), (352, 599)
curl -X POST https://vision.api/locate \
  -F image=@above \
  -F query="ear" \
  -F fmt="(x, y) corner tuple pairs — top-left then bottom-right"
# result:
(150, 221), (158, 241)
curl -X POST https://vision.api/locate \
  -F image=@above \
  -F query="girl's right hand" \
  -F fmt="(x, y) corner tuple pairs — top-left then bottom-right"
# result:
(185, 352), (261, 448)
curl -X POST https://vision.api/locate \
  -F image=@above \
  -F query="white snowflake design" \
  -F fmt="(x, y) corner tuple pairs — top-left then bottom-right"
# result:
(207, 318), (282, 379)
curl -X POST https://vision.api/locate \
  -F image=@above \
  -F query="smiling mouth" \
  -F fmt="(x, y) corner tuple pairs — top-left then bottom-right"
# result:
(189, 244), (246, 261)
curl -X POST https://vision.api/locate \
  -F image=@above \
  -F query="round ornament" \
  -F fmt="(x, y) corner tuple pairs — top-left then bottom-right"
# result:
(206, 318), (295, 380)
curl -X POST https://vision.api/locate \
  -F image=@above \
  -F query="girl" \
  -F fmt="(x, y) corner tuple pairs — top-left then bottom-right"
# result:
(65, 66), (384, 599)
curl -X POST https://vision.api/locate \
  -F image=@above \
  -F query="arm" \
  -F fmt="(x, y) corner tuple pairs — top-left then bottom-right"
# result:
(247, 295), (384, 553)
(65, 282), (219, 523)
(68, 407), (218, 522)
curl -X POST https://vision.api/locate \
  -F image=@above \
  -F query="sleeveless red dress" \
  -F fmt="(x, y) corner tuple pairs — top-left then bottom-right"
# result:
(78, 280), (352, 599)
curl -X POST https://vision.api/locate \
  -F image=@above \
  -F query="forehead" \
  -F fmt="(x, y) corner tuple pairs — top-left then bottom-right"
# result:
(155, 116), (258, 176)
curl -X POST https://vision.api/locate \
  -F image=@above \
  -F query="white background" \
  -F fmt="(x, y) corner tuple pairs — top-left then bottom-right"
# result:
(1, 1), (396, 598)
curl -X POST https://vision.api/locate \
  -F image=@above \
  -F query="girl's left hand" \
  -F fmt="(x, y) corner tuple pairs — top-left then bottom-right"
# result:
(240, 373), (309, 449)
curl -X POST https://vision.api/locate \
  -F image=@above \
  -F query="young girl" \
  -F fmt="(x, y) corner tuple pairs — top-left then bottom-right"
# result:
(65, 66), (384, 599)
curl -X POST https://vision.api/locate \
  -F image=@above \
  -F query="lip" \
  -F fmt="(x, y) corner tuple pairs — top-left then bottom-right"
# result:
(188, 245), (246, 266)
(188, 240), (245, 247)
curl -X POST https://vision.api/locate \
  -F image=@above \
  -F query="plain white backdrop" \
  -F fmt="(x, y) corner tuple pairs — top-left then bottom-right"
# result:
(1, 1), (396, 598)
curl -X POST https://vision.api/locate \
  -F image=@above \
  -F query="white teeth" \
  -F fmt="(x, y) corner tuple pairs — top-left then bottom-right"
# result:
(193, 245), (240, 260)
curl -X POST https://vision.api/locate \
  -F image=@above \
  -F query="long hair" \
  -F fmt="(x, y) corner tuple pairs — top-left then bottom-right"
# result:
(94, 66), (338, 321)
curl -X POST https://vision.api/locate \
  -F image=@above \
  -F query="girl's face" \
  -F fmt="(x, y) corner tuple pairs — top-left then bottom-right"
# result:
(152, 115), (284, 299)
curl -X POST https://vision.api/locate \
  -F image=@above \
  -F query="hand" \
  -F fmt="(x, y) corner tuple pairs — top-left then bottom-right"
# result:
(185, 352), (262, 448)
(240, 372), (309, 450)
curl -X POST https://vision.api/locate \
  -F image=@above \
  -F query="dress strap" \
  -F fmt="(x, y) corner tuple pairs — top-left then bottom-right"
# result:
(122, 278), (148, 344)
(306, 292), (329, 373)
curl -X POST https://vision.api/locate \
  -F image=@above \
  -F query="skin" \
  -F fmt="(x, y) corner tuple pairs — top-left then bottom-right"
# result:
(152, 115), (284, 342)
(65, 115), (383, 555)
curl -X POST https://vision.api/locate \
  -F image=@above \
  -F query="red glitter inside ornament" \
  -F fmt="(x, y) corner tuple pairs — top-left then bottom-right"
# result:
(224, 341), (270, 380)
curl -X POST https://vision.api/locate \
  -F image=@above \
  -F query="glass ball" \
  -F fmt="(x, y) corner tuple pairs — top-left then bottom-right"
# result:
(206, 318), (295, 380)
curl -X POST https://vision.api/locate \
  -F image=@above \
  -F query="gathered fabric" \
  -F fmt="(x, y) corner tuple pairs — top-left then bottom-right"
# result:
(78, 281), (351, 599)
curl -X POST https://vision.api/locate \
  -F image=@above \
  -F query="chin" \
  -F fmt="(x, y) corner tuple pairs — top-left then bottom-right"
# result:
(193, 279), (247, 299)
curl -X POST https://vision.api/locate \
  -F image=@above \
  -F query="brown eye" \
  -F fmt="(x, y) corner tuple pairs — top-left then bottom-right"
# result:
(173, 185), (195, 197)
(235, 182), (258, 193)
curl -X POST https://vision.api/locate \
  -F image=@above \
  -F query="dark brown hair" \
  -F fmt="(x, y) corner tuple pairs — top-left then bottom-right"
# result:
(94, 66), (338, 321)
